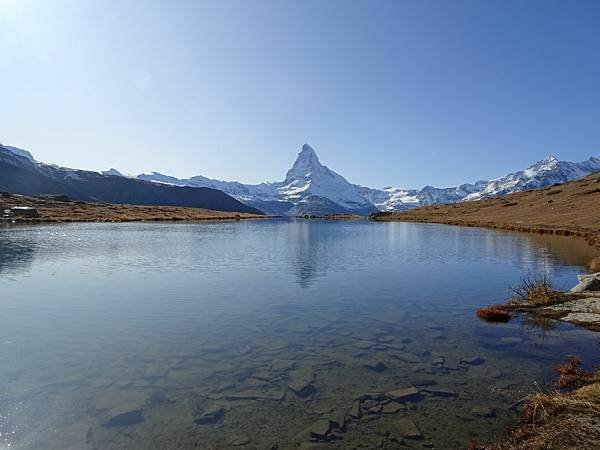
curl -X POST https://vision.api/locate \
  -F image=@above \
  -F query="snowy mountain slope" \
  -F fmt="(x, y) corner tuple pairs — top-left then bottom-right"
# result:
(4, 145), (36, 162)
(361, 156), (600, 211)
(139, 144), (378, 215)
(138, 143), (600, 214)
(463, 156), (600, 201)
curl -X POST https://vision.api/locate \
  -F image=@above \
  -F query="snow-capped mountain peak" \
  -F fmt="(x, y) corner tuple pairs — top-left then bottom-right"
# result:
(284, 144), (321, 182)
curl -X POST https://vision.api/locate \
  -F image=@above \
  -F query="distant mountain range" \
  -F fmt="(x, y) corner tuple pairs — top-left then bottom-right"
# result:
(1, 142), (599, 216)
(138, 144), (600, 215)
(0, 144), (262, 214)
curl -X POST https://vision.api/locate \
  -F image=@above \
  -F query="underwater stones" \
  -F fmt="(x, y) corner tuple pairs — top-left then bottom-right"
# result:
(194, 405), (225, 425)
(461, 356), (486, 365)
(471, 405), (496, 417)
(363, 361), (388, 372)
(386, 387), (422, 402)
(394, 418), (423, 439)
(102, 410), (144, 428)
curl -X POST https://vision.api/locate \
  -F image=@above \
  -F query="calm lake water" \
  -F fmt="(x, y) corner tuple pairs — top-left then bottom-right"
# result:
(1, 220), (599, 449)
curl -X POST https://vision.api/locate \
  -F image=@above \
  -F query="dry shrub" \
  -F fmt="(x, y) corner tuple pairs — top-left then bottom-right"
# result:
(556, 356), (598, 390)
(476, 305), (511, 322)
(470, 357), (600, 449)
(507, 274), (564, 308)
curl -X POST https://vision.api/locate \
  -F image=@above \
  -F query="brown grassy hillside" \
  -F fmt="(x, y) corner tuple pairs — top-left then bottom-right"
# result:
(0, 192), (264, 223)
(372, 172), (600, 249)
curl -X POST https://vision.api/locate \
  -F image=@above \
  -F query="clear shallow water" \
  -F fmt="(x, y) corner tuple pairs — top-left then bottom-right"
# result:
(0, 220), (599, 449)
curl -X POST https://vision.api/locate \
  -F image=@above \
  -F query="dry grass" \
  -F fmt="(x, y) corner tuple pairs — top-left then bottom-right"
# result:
(471, 357), (600, 450)
(506, 274), (565, 308)
(476, 305), (511, 322)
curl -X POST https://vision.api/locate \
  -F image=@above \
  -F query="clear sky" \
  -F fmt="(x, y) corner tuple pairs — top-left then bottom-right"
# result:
(1, 0), (599, 188)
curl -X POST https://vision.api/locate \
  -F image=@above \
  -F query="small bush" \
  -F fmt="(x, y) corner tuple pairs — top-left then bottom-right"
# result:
(476, 305), (511, 322)
(507, 274), (564, 308)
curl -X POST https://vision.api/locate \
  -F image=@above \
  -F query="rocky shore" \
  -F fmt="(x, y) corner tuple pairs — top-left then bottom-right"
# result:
(503, 272), (600, 332)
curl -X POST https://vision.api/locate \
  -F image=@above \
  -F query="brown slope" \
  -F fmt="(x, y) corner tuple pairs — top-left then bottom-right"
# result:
(0, 192), (265, 223)
(372, 172), (600, 249)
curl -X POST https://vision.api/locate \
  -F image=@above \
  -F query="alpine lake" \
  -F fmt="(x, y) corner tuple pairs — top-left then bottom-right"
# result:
(1, 219), (599, 449)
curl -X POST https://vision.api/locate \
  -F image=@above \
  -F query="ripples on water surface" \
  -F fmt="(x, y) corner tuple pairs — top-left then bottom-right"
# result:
(0, 220), (599, 449)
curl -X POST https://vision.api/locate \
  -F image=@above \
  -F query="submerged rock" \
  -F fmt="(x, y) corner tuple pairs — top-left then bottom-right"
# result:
(386, 387), (422, 402)
(194, 405), (225, 424)
(308, 419), (331, 440)
(363, 361), (388, 372)
(102, 410), (144, 428)
(228, 435), (251, 446)
(423, 388), (458, 398)
(461, 356), (486, 365)
(395, 418), (423, 439)
(288, 368), (317, 397)
(348, 401), (361, 419)
(381, 402), (404, 414)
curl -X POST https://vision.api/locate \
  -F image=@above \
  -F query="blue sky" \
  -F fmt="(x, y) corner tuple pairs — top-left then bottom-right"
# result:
(1, 0), (599, 188)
